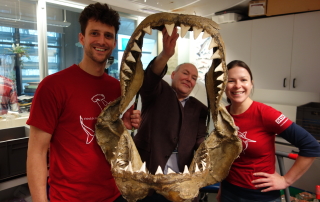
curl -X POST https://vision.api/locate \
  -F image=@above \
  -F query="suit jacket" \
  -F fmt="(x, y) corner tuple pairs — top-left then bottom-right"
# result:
(134, 60), (207, 175)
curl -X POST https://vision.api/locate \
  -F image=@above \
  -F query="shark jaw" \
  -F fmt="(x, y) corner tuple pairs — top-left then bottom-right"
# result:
(95, 13), (242, 202)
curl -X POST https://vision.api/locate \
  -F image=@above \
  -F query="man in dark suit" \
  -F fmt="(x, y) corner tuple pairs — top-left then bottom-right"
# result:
(134, 27), (207, 202)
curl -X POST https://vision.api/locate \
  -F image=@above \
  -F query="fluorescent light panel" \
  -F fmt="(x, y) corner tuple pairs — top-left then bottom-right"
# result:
(45, 0), (87, 10)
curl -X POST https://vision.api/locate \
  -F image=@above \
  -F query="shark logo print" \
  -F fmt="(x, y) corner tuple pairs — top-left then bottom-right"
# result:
(238, 130), (256, 153)
(91, 94), (109, 110)
(80, 94), (111, 144)
(80, 116), (95, 144)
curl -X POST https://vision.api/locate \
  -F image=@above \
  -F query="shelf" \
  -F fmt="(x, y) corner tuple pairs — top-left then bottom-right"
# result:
(0, 176), (28, 191)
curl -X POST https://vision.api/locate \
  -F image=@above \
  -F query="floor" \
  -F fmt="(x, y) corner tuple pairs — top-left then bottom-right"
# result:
(199, 193), (219, 202)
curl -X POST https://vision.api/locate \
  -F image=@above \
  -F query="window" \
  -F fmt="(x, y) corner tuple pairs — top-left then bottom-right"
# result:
(108, 15), (158, 80)
(0, 0), (66, 95)
(0, 0), (158, 96)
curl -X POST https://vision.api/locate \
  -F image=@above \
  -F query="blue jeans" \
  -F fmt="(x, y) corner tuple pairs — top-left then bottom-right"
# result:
(221, 187), (282, 202)
(138, 192), (171, 202)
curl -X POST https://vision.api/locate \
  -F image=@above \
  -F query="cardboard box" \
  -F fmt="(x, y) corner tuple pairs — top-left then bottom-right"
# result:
(267, 0), (320, 16)
(248, 0), (267, 17)
(212, 13), (243, 24)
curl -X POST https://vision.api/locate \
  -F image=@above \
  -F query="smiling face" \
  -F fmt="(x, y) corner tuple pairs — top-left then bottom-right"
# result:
(171, 63), (198, 100)
(225, 66), (253, 105)
(79, 19), (116, 66)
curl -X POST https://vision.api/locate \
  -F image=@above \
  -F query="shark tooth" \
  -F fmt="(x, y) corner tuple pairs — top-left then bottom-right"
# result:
(180, 24), (190, 38)
(126, 52), (136, 62)
(193, 26), (202, 40)
(201, 161), (206, 169)
(155, 165), (163, 175)
(132, 42), (142, 52)
(202, 30), (211, 39)
(138, 162), (146, 173)
(216, 91), (221, 99)
(165, 23), (175, 36)
(209, 38), (218, 49)
(217, 83), (223, 89)
(167, 168), (176, 174)
(195, 163), (200, 173)
(210, 50), (220, 60)
(121, 72), (130, 81)
(214, 63), (223, 72)
(183, 165), (190, 174)
(119, 160), (126, 164)
(123, 63), (133, 74)
(143, 25), (152, 35)
(135, 31), (142, 40)
(126, 161), (133, 173)
(217, 73), (224, 81)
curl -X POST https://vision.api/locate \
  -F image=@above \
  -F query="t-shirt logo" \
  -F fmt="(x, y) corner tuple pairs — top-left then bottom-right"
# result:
(275, 114), (287, 125)
(238, 130), (256, 153)
(80, 94), (111, 144)
(91, 94), (110, 110)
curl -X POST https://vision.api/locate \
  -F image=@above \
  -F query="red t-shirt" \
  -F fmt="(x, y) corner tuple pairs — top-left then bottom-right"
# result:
(27, 64), (121, 202)
(226, 101), (292, 189)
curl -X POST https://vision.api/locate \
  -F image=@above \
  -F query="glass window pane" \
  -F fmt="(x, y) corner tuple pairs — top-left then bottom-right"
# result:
(141, 34), (158, 70)
(0, 0), (39, 96)
(46, 5), (82, 74)
(109, 16), (158, 80)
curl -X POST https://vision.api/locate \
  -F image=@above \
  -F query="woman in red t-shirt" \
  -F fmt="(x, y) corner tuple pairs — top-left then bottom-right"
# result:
(217, 60), (320, 202)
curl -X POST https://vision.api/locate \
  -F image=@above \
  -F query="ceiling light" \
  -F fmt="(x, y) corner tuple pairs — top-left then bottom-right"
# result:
(140, 8), (162, 14)
(45, 0), (86, 10)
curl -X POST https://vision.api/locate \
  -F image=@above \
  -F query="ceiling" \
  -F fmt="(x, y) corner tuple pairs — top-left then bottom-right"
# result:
(72, 0), (252, 19)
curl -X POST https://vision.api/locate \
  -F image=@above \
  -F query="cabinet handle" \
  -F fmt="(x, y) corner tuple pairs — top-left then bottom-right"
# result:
(283, 78), (286, 87)
(293, 78), (296, 88)
(311, 111), (320, 116)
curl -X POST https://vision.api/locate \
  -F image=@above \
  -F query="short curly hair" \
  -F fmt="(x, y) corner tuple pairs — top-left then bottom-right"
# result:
(79, 2), (120, 35)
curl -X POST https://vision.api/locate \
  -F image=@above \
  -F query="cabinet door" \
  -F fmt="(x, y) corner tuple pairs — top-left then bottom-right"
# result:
(219, 20), (252, 66)
(290, 11), (320, 93)
(251, 15), (294, 90)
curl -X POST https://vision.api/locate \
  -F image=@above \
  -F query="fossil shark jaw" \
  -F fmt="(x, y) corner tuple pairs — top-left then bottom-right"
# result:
(95, 13), (242, 202)
(109, 129), (211, 202)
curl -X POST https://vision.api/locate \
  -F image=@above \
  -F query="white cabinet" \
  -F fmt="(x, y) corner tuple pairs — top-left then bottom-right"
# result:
(219, 20), (252, 66)
(290, 11), (320, 93)
(219, 11), (320, 93)
(251, 15), (294, 91)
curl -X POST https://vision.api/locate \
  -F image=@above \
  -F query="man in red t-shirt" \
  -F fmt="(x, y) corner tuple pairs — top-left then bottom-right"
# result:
(26, 3), (140, 202)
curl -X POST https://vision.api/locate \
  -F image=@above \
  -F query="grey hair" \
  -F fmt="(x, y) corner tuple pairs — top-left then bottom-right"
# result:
(174, 62), (197, 72)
